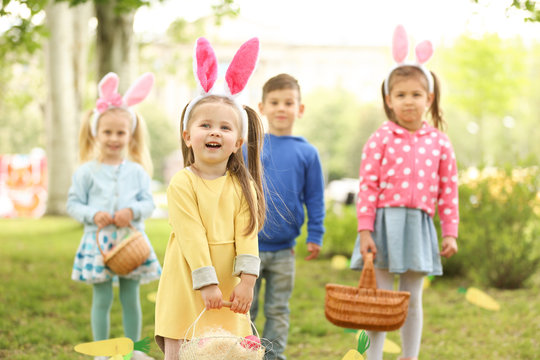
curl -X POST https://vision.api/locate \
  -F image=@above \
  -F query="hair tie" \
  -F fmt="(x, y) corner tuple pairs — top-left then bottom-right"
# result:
(183, 37), (260, 139)
(91, 72), (154, 137)
(384, 25), (434, 95)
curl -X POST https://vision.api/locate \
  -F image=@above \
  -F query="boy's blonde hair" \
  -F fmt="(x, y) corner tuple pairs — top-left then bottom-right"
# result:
(78, 107), (153, 176)
(181, 95), (265, 235)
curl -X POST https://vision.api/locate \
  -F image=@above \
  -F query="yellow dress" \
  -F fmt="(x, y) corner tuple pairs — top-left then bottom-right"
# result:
(155, 169), (258, 341)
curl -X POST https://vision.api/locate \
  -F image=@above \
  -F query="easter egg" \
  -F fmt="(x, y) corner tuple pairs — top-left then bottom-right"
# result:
(241, 335), (261, 350)
(383, 338), (401, 353)
(331, 255), (349, 270)
(465, 287), (500, 311)
(198, 338), (210, 347)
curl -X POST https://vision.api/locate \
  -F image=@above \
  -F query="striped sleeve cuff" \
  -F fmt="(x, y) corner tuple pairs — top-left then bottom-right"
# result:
(192, 266), (218, 290)
(232, 254), (260, 277)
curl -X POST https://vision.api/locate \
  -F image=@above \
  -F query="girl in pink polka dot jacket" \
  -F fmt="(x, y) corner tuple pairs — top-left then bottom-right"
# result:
(350, 25), (459, 360)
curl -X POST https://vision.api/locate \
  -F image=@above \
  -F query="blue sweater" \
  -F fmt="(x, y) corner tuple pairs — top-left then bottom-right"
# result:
(255, 134), (325, 251)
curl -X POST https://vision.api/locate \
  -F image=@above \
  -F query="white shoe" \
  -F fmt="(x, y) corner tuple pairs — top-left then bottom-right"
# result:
(94, 357), (108, 360)
(132, 350), (155, 360)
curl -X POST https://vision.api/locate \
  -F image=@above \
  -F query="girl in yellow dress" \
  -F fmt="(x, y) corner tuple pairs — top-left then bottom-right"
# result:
(154, 37), (265, 360)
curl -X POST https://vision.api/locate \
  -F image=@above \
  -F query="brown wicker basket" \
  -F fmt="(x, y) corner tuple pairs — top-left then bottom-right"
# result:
(95, 224), (150, 275)
(325, 253), (410, 331)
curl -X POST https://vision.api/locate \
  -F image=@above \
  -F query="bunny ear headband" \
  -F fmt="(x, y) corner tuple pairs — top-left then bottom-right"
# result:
(183, 37), (260, 139)
(91, 72), (155, 137)
(384, 25), (434, 95)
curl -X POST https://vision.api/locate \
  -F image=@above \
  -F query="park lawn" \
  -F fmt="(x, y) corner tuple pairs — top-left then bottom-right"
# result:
(0, 217), (539, 359)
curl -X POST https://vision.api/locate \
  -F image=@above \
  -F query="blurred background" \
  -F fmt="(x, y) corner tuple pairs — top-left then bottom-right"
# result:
(1, 0), (540, 218)
(2, 4), (540, 357)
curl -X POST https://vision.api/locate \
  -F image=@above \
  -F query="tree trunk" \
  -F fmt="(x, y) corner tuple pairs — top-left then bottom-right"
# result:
(44, 1), (77, 215)
(72, 1), (93, 134)
(95, 0), (136, 92)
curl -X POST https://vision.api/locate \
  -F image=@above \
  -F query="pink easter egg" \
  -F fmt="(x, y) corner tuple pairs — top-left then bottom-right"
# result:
(241, 335), (261, 350)
(198, 338), (209, 347)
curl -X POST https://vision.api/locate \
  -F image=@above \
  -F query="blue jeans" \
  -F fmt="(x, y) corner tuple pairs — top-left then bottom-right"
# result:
(250, 248), (295, 360)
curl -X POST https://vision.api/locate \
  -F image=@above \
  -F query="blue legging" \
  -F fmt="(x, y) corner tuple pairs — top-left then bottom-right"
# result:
(91, 278), (141, 342)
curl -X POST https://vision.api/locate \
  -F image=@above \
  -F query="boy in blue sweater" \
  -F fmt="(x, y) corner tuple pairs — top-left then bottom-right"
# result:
(250, 73), (325, 360)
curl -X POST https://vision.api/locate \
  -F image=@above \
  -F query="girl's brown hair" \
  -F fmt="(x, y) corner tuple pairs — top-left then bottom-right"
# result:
(78, 107), (153, 176)
(181, 95), (265, 235)
(381, 66), (446, 131)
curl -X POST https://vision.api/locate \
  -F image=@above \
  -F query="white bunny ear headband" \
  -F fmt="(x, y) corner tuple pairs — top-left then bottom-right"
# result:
(183, 37), (260, 139)
(384, 25), (434, 95)
(91, 72), (155, 137)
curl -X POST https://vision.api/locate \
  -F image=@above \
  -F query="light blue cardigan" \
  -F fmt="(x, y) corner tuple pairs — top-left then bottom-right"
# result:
(66, 160), (155, 232)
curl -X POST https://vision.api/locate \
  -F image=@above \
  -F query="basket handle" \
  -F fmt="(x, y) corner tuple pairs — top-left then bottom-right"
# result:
(358, 252), (377, 289)
(184, 300), (260, 340)
(95, 223), (136, 258)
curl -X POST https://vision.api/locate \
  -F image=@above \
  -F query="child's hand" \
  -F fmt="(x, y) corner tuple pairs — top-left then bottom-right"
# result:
(94, 211), (113, 228)
(229, 273), (256, 314)
(440, 236), (458, 258)
(359, 230), (377, 258)
(305, 242), (321, 260)
(200, 284), (223, 310)
(113, 208), (133, 228)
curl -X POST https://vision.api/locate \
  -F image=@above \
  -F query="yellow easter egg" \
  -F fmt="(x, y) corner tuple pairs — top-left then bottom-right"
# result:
(147, 291), (157, 303)
(383, 338), (401, 353)
(331, 255), (349, 270)
(465, 287), (500, 311)
(341, 349), (364, 360)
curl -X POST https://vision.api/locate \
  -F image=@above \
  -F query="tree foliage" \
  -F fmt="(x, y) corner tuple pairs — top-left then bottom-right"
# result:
(440, 34), (527, 164)
(0, 0), (48, 63)
(472, 0), (540, 22)
(441, 34), (526, 119)
(0, 0), (239, 57)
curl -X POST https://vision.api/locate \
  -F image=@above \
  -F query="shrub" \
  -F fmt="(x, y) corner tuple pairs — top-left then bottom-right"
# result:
(456, 166), (540, 288)
(320, 203), (358, 257)
(295, 202), (358, 259)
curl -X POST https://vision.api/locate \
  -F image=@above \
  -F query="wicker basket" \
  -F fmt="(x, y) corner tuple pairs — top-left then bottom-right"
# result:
(95, 224), (150, 275)
(325, 253), (410, 331)
(179, 302), (266, 360)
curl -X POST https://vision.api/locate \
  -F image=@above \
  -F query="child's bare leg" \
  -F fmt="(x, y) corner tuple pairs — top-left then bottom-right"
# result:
(163, 337), (182, 360)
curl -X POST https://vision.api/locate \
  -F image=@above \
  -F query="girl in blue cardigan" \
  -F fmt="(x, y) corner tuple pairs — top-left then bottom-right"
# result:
(67, 72), (161, 360)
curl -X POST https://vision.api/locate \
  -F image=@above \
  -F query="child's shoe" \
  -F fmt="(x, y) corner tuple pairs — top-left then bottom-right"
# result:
(132, 350), (155, 360)
(94, 357), (108, 360)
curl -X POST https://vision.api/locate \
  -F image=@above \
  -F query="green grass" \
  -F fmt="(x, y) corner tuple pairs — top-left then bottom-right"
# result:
(1, 217), (539, 359)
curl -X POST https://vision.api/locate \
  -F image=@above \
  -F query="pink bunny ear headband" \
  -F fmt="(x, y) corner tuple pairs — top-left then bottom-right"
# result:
(384, 25), (434, 95)
(183, 37), (260, 139)
(91, 72), (155, 137)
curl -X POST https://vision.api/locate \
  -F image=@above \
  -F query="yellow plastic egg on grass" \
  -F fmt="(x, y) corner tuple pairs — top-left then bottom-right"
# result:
(331, 255), (349, 270)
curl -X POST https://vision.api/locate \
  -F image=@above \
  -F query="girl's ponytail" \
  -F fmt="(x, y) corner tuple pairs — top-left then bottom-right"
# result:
(244, 105), (265, 231)
(429, 71), (446, 131)
(128, 113), (153, 177)
(226, 104), (265, 235)
(78, 111), (96, 164)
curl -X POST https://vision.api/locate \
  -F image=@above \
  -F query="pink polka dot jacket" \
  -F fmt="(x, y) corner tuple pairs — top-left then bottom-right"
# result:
(357, 120), (459, 238)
